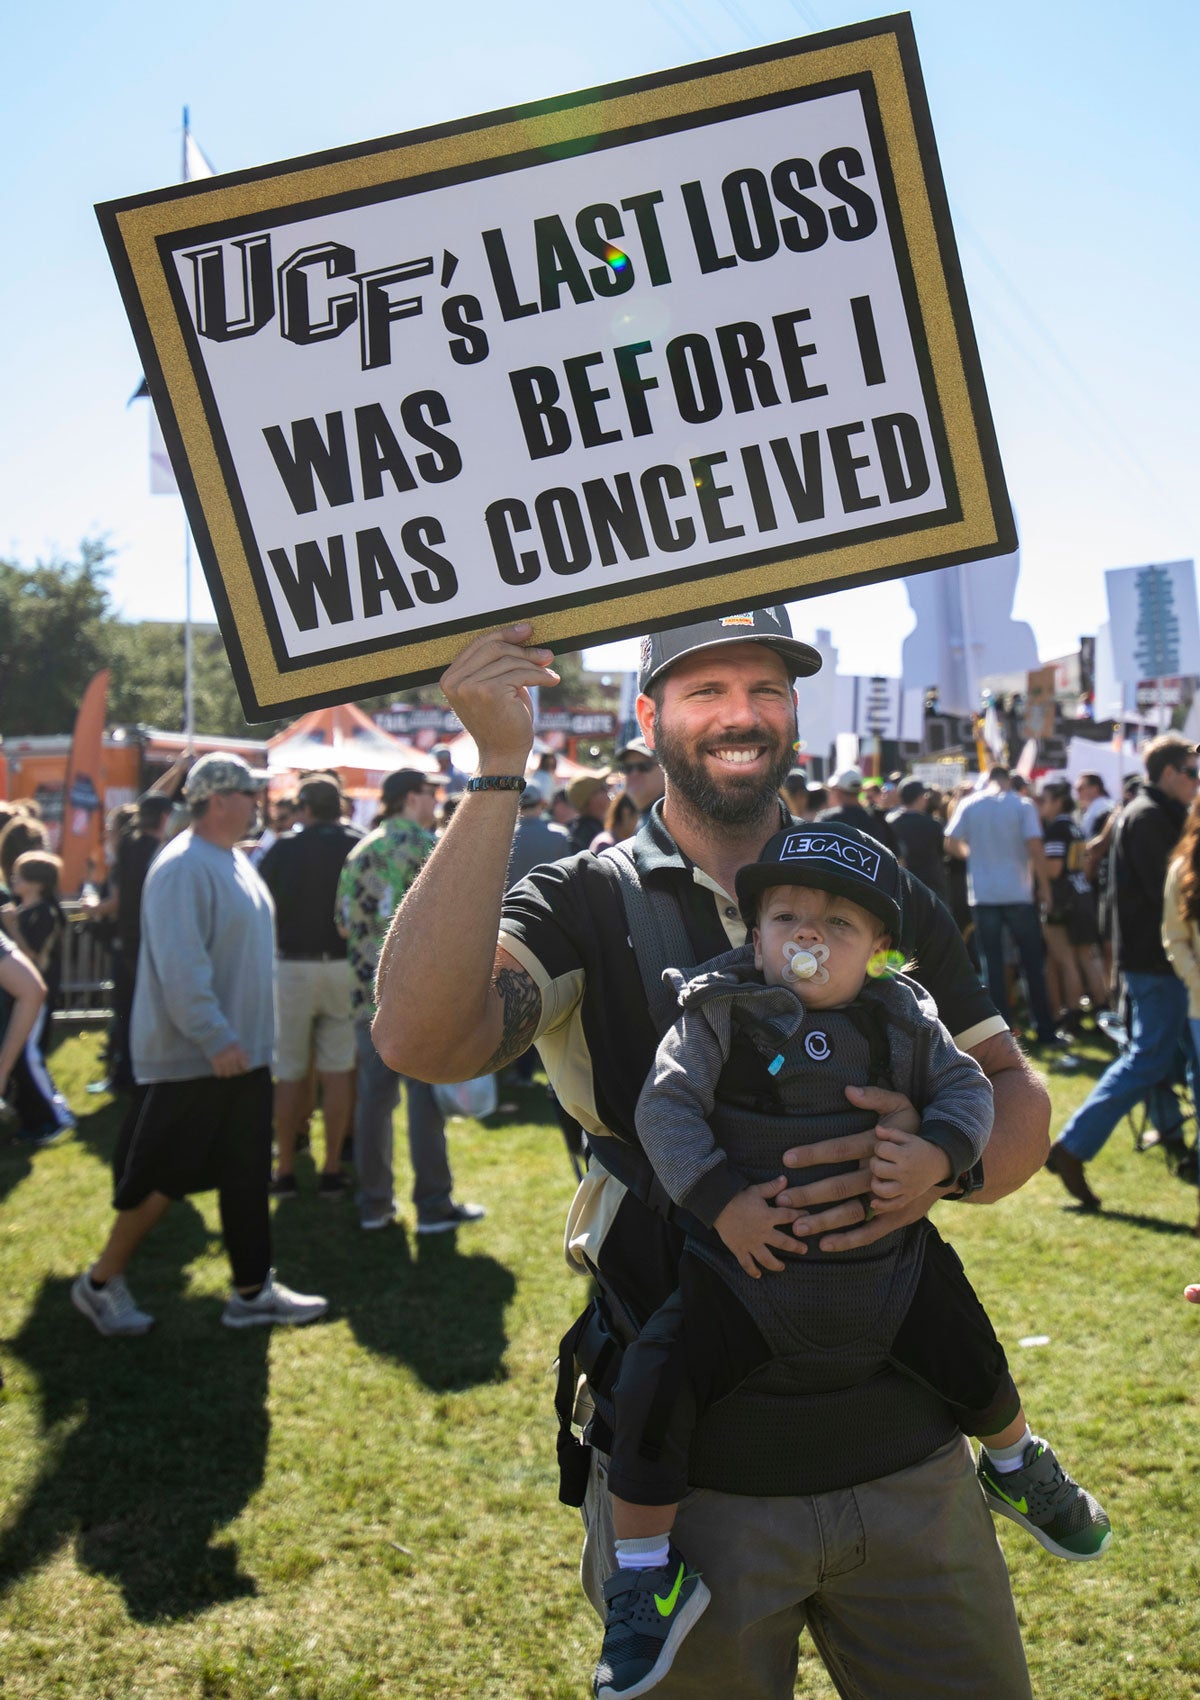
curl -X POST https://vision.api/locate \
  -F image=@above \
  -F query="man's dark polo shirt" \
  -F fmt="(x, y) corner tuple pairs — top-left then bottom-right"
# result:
(817, 801), (898, 856)
(258, 821), (359, 958)
(887, 807), (950, 903)
(115, 831), (162, 956)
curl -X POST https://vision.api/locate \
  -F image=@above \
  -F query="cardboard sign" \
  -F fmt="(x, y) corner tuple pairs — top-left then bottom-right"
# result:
(98, 15), (1013, 720)
(1022, 664), (1057, 741)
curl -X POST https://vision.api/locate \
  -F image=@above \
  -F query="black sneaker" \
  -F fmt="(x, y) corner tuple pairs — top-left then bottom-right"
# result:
(593, 1545), (710, 1698)
(270, 1173), (298, 1200)
(415, 1201), (486, 1236)
(317, 1171), (350, 1199)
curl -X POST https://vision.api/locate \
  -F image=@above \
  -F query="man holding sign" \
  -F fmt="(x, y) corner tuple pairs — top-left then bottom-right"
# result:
(373, 609), (1044, 1698)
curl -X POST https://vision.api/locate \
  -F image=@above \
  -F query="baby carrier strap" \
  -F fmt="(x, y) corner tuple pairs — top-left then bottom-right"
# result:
(599, 841), (695, 1037)
(841, 996), (896, 1092)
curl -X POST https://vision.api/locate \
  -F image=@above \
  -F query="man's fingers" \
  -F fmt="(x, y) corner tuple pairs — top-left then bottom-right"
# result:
(813, 1216), (896, 1251)
(776, 1166), (871, 1212)
(787, 1199), (875, 1238)
(752, 1248), (786, 1274)
(845, 1083), (914, 1115)
(737, 1252), (763, 1279)
(782, 1132), (874, 1168)
(814, 1192), (934, 1250)
(872, 1123), (909, 1147)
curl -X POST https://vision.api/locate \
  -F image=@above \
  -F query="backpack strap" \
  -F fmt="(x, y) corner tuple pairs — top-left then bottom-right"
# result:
(599, 840), (696, 1038)
(583, 841), (701, 1222)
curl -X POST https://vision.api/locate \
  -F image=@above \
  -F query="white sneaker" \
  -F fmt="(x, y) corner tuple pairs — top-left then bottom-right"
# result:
(221, 1270), (328, 1329)
(71, 1271), (154, 1337)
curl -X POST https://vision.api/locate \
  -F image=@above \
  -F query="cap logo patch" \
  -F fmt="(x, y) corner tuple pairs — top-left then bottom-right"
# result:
(779, 832), (881, 882)
(720, 613), (756, 627)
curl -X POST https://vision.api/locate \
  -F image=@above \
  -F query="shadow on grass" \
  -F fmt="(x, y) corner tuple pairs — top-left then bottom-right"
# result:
(1090, 1206), (1199, 1238)
(69, 1089), (126, 1169)
(271, 1199), (517, 1391)
(0, 1201), (268, 1622)
(0, 1136), (34, 1208)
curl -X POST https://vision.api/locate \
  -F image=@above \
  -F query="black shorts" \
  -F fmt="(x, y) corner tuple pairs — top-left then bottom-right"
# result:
(112, 1068), (272, 1210)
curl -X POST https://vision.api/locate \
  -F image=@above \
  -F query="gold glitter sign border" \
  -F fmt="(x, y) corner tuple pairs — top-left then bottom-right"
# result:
(98, 14), (1013, 720)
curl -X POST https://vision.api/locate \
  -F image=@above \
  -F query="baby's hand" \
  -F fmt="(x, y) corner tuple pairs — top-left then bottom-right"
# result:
(714, 1178), (803, 1278)
(868, 1127), (952, 1213)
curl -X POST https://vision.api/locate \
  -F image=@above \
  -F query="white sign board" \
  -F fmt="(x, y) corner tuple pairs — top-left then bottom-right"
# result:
(1104, 560), (1200, 688)
(99, 16), (1012, 719)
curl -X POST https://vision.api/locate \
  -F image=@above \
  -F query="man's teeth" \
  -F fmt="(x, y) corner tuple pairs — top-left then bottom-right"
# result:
(711, 748), (761, 764)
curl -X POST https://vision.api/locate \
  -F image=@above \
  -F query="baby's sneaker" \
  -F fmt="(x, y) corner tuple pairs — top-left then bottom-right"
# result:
(978, 1435), (1111, 1560)
(593, 1543), (710, 1698)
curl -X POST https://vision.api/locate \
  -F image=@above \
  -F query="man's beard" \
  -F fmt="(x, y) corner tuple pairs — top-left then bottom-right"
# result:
(654, 713), (796, 827)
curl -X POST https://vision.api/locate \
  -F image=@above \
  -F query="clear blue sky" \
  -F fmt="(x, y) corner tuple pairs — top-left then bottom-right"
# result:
(2, 0), (1196, 679)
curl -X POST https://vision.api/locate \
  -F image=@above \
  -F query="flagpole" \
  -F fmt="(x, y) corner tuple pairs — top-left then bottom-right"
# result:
(181, 105), (195, 753)
(184, 519), (196, 753)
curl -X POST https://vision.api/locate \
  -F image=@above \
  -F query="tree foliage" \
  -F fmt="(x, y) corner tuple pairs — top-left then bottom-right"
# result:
(0, 540), (113, 735)
(0, 539), (619, 742)
(0, 541), (288, 739)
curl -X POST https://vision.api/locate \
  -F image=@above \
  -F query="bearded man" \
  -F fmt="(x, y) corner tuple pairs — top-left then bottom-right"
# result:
(371, 608), (1047, 1700)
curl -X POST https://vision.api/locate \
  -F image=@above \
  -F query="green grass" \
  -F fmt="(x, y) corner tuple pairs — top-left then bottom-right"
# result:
(2, 1031), (1200, 1697)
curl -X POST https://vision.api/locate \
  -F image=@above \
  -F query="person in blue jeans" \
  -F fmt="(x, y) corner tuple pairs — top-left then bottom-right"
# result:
(945, 768), (1058, 1046)
(1047, 736), (1200, 1210)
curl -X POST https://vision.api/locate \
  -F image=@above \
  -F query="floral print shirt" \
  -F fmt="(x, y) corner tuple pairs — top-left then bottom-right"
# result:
(336, 815), (434, 1019)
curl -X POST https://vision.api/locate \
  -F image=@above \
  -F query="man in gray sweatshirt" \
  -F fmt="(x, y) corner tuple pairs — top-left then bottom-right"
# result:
(71, 752), (328, 1336)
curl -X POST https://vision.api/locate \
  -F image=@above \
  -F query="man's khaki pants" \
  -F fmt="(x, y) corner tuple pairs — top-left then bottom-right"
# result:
(581, 1434), (1031, 1699)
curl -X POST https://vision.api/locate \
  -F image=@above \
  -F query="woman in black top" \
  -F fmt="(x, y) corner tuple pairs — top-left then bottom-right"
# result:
(1037, 781), (1110, 1028)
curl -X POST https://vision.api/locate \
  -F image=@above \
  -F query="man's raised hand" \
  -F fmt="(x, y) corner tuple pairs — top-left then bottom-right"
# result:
(440, 623), (559, 773)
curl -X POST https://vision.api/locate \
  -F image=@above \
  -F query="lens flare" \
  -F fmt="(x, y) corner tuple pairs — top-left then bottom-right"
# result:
(867, 949), (907, 980)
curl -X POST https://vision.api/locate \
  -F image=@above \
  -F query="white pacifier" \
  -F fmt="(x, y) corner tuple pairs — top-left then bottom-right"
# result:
(783, 940), (830, 985)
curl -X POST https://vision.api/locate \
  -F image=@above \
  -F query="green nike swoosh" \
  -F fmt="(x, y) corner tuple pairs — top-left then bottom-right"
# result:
(988, 1480), (1029, 1515)
(655, 1562), (686, 1617)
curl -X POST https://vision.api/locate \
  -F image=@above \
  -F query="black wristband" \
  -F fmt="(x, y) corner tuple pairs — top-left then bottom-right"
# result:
(465, 775), (525, 792)
(941, 1157), (985, 1201)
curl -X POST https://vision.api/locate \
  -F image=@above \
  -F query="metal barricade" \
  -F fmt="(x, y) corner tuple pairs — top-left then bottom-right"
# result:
(55, 902), (115, 1025)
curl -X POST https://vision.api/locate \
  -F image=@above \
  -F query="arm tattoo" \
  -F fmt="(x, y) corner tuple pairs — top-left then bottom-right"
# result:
(482, 965), (542, 1073)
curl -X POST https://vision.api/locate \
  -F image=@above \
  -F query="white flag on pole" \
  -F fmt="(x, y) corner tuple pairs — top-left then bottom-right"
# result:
(148, 404), (178, 494)
(136, 111), (215, 493)
(184, 129), (215, 181)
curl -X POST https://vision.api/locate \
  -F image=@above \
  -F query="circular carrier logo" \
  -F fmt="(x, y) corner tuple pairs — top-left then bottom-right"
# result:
(804, 1030), (831, 1062)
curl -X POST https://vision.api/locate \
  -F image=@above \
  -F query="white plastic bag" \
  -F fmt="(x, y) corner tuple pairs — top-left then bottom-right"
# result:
(432, 1074), (498, 1120)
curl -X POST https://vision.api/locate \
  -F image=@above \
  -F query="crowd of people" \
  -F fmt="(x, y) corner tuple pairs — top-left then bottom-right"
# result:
(3, 607), (1200, 1697)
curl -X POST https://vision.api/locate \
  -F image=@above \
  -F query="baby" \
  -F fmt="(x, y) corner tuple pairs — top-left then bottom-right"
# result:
(593, 822), (1110, 1700)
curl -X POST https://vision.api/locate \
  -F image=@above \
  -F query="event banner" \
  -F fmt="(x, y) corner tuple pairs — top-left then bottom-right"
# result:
(97, 15), (1013, 719)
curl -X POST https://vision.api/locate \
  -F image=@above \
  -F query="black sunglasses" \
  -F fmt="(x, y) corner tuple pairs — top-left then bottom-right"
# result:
(620, 760), (657, 775)
(1184, 766), (1200, 780)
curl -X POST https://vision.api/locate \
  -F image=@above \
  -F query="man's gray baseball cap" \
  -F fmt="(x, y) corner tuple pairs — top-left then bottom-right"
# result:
(183, 752), (269, 802)
(637, 606), (822, 694)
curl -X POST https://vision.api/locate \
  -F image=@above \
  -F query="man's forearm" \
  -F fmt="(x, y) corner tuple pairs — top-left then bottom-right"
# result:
(966, 1031), (1050, 1203)
(372, 792), (519, 1081)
